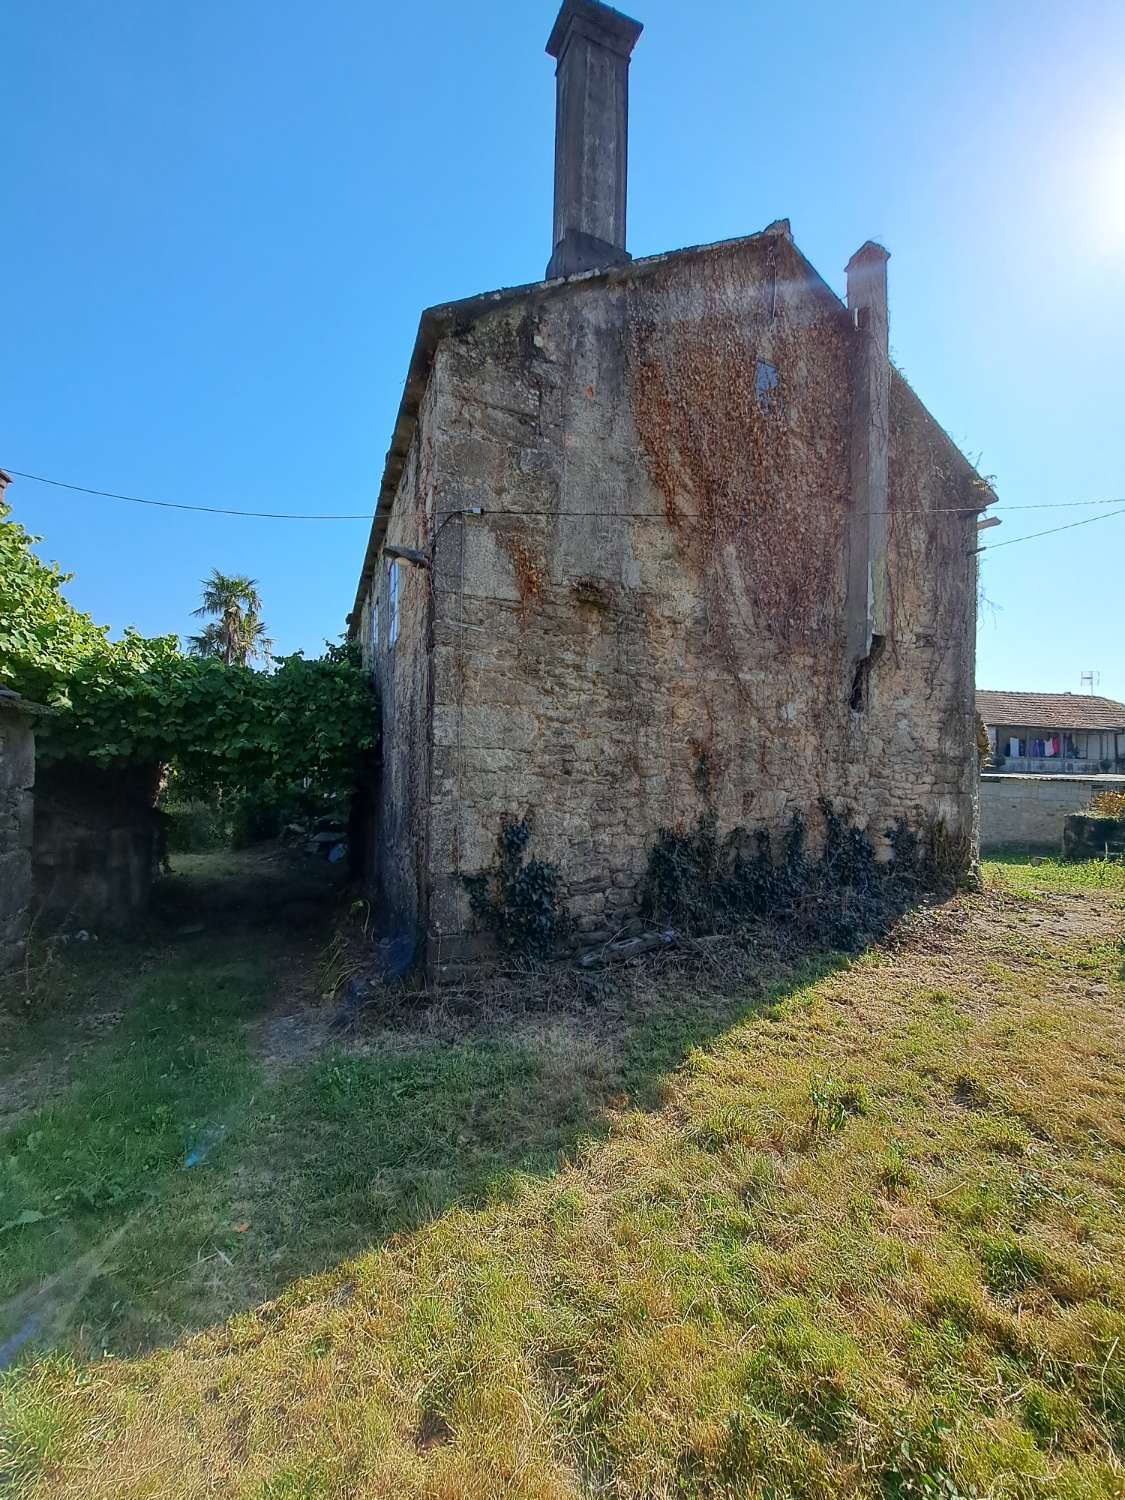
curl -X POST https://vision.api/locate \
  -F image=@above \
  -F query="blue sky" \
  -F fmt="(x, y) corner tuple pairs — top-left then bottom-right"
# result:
(3, 0), (1123, 696)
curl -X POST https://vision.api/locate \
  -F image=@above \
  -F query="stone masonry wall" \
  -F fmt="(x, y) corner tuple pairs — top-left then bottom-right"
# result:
(0, 701), (36, 972)
(980, 773), (1125, 853)
(358, 375), (438, 950)
(32, 760), (160, 931)
(360, 232), (981, 971)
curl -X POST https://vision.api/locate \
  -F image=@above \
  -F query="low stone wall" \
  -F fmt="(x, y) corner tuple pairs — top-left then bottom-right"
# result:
(1063, 813), (1125, 861)
(0, 697), (39, 972)
(980, 773), (1125, 854)
(33, 761), (160, 931)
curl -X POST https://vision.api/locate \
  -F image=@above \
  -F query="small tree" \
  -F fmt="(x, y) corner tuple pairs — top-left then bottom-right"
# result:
(187, 571), (272, 667)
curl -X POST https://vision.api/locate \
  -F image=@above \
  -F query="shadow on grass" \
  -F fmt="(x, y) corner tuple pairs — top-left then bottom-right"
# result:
(0, 855), (870, 1366)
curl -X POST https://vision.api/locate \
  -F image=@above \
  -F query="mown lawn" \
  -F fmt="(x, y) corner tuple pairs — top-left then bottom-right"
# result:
(0, 857), (1123, 1498)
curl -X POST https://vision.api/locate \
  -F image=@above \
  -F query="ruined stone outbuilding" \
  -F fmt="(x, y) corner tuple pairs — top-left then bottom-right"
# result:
(0, 689), (48, 972)
(0, 690), (161, 959)
(31, 760), (161, 933)
(349, 0), (992, 974)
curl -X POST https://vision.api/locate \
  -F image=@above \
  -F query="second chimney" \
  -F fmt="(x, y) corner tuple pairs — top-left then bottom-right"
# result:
(545, 0), (643, 280)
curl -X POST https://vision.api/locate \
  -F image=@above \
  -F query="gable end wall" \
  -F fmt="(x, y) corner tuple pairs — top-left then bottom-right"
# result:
(363, 236), (981, 969)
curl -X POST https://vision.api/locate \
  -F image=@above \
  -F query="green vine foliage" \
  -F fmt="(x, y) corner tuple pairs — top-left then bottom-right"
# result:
(641, 798), (965, 952)
(0, 503), (376, 803)
(461, 817), (570, 960)
(0, 503), (108, 682)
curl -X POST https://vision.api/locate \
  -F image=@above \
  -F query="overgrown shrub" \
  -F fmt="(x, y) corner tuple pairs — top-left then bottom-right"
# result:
(1087, 789), (1125, 820)
(163, 798), (227, 852)
(461, 817), (570, 960)
(1, 502), (376, 809)
(163, 790), (291, 852)
(640, 799), (967, 950)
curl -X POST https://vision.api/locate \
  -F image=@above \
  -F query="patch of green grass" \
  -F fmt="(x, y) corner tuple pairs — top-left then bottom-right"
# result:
(235, 1036), (612, 1288)
(807, 1074), (869, 1135)
(983, 854), (1125, 898)
(0, 951), (270, 1354)
(880, 1140), (915, 1192)
(0, 856), (1123, 1497)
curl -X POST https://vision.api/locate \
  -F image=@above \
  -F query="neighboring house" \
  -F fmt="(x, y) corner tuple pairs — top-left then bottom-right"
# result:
(348, 0), (992, 973)
(978, 691), (1125, 775)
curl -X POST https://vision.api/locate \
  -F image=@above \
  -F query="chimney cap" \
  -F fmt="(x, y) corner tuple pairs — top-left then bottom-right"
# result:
(845, 240), (890, 273)
(547, 0), (643, 62)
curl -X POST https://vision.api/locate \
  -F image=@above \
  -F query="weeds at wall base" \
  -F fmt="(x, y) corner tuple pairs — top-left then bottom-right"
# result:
(447, 800), (970, 982)
(329, 814), (971, 1039)
(459, 816), (570, 961)
(639, 800), (971, 954)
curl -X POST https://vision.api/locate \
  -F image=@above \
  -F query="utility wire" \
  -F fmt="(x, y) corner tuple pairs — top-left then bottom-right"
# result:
(1, 468), (371, 520)
(976, 505), (1125, 554)
(2, 467), (1124, 540)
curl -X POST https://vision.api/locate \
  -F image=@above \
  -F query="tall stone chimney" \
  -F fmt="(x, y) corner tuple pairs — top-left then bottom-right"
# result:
(545, 0), (643, 280)
(845, 241), (891, 679)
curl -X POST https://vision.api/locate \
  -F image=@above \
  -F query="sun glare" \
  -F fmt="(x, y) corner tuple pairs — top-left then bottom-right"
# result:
(1093, 126), (1125, 252)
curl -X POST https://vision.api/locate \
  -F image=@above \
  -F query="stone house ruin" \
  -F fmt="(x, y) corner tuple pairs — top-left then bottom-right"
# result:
(0, 683), (160, 967)
(349, 0), (991, 974)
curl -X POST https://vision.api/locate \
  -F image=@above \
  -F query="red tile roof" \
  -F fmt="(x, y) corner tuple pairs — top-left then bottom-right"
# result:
(977, 691), (1125, 731)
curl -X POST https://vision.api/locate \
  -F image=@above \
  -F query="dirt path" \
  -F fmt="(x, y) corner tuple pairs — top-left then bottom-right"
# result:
(0, 844), (342, 1127)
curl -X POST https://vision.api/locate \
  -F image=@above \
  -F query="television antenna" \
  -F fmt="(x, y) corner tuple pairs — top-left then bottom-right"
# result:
(1080, 670), (1100, 694)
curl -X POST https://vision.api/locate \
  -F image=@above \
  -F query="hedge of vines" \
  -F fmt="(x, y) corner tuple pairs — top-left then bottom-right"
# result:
(0, 503), (375, 801)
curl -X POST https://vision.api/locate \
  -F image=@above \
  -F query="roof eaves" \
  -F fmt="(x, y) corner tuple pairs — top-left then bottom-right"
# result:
(0, 688), (53, 717)
(976, 690), (1125, 731)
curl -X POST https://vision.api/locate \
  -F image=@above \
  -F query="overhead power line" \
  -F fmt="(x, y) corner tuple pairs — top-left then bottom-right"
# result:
(976, 505), (1125, 554)
(1, 468), (371, 521)
(1, 468), (1123, 553)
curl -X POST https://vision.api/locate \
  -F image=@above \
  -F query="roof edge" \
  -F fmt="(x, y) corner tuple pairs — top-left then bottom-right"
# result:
(977, 689), (1125, 731)
(348, 222), (996, 625)
(0, 688), (53, 717)
(349, 224), (811, 627)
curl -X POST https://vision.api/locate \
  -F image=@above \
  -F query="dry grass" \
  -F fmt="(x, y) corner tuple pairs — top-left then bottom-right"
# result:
(1, 858), (1123, 1498)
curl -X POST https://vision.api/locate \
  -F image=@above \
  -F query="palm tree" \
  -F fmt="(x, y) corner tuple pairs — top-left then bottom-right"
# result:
(187, 571), (273, 667)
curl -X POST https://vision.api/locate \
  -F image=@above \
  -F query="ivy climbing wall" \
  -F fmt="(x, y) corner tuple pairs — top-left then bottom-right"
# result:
(356, 226), (983, 973)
